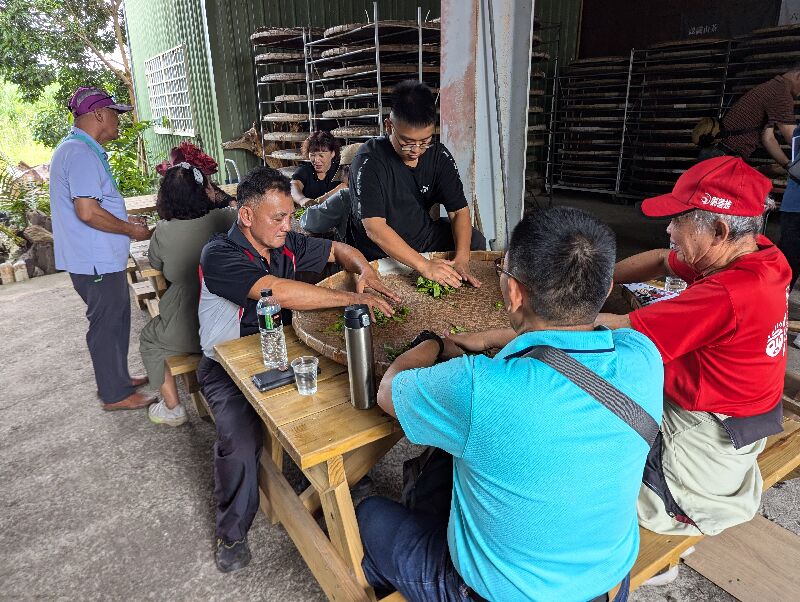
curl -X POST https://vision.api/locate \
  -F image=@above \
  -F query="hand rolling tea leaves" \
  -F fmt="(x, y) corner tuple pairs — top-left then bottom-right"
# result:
(416, 276), (455, 298)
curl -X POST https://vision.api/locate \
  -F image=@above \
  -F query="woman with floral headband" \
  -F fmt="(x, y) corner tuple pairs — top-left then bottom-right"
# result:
(139, 144), (236, 426)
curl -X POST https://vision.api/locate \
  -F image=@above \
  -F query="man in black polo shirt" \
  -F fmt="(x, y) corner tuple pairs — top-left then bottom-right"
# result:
(349, 80), (486, 289)
(197, 166), (398, 573)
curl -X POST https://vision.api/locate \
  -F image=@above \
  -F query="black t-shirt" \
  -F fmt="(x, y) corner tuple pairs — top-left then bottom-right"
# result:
(348, 136), (468, 260)
(198, 224), (332, 349)
(292, 161), (341, 200)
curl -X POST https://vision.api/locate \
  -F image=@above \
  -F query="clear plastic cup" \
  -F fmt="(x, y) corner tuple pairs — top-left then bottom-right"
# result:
(291, 356), (319, 396)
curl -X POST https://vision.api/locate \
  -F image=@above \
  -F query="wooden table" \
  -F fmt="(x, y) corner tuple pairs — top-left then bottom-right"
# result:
(214, 327), (403, 602)
(125, 183), (239, 215)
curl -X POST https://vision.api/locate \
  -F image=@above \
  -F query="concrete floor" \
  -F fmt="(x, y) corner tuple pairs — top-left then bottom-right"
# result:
(1, 192), (799, 601)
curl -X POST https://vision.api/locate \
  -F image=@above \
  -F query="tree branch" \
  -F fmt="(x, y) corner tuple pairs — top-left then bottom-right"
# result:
(57, 3), (131, 88)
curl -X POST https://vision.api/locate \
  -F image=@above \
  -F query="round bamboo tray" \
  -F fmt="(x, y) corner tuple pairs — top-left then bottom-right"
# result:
(323, 20), (440, 41)
(260, 72), (306, 83)
(322, 64), (439, 79)
(320, 43), (439, 59)
(321, 107), (390, 118)
(269, 148), (305, 161)
(331, 125), (380, 138)
(325, 86), (390, 98)
(262, 112), (309, 122)
(292, 251), (507, 377)
(275, 93), (309, 102)
(250, 27), (322, 48)
(254, 51), (305, 64)
(263, 131), (308, 142)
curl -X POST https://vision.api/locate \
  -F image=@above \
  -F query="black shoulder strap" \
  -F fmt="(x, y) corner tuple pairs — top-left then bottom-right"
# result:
(518, 345), (659, 446)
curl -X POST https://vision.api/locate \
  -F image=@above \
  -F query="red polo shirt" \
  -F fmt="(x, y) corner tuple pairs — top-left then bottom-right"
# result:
(629, 236), (790, 417)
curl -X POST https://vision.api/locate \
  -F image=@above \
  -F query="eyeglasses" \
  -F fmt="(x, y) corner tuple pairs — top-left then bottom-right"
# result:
(494, 257), (529, 289)
(398, 141), (433, 152)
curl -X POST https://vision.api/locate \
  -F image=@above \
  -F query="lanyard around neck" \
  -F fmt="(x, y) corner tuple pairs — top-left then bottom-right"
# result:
(63, 132), (118, 190)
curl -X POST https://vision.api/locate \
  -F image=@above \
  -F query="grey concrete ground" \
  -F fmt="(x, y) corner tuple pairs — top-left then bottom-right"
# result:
(1, 192), (798, 601)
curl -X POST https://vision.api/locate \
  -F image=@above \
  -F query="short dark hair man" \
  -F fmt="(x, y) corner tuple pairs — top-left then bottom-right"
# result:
(699, 66), (800, 171)
(357, 207), (663, 601)
(196, 166), (399, 572)
(349, 80), (487, 289)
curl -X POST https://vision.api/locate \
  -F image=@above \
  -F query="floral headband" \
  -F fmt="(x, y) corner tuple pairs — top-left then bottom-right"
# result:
(177, 162), (203, 185)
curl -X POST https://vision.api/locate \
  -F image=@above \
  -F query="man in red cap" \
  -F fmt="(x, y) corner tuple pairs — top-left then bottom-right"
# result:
(50, 86), (154, 410)
(598, 157), (790, 545)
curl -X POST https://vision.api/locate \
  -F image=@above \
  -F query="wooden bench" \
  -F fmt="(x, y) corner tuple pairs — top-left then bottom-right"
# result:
(130, 280), (156, 311)
(165, 353), (212, 422)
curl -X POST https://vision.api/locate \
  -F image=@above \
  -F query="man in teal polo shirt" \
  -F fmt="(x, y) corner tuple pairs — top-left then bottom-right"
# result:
(356, 207), (664, 602)
(50, 86), (154, 410)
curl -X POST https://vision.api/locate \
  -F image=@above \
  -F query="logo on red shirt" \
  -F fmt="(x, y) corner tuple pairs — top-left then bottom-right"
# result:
(765, 316), (788, 358)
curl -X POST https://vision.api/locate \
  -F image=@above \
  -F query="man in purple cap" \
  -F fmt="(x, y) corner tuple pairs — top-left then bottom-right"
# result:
(50, 86), (155, 411)
(597, 158), (789, 581)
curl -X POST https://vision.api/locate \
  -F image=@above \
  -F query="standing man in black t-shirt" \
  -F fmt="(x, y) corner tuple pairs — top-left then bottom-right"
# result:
(197, 167), (398, 573)
(349, 80), (486, 288)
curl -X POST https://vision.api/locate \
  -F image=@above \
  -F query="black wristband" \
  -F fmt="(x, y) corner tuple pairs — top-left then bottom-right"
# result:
(410, 330), (444, 359)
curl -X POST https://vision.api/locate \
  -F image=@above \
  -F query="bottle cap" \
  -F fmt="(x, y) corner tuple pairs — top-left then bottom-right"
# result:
(344, 304), (371, 329)
(260, 288), (272, 297)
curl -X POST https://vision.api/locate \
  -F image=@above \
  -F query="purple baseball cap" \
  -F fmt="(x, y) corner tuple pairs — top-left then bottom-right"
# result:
(68, 86), (133, 117)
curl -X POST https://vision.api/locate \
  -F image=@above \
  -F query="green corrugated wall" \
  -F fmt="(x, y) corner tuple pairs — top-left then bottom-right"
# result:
(125, 0), (224, 173)
(535, 0), (583, 64)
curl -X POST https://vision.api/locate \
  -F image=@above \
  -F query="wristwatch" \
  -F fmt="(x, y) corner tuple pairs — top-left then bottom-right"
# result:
(410, 330), (444, 360)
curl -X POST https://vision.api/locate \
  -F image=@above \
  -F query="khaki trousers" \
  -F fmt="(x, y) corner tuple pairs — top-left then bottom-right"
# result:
(638, 399), (766, 536)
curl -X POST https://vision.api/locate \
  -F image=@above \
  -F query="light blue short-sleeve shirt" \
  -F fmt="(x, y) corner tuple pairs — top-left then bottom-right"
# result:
(393, 327), (664, 602)
(50, 126), (130, 275)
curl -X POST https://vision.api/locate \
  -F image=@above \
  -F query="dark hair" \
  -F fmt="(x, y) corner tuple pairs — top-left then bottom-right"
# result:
(156, 165), (214, 220)
(237, 166), (291, 208)
(507, 206), (616, 325)
(390, 80), (436, 127)
(302, 130), (340, 159)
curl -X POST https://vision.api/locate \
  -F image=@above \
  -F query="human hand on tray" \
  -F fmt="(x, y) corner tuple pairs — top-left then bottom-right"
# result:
(452, 256), (482, 288)
(355, 264), (402, 305)
(350, 291), (396, 321)
(419, 257), (464, 289)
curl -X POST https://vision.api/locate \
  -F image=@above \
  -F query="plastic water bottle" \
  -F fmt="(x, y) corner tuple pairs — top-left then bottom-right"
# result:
(256, 289), (288, 370)
(664, 242), (687, 294)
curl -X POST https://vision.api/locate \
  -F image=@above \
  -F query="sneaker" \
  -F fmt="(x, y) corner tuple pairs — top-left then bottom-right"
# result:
(148, 399), (188, 426)
(215, 538), (251, 573)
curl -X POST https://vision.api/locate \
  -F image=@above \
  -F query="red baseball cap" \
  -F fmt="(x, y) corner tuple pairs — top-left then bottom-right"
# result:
(641, 156), (772, 218)
(68, 86), (133, 117)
